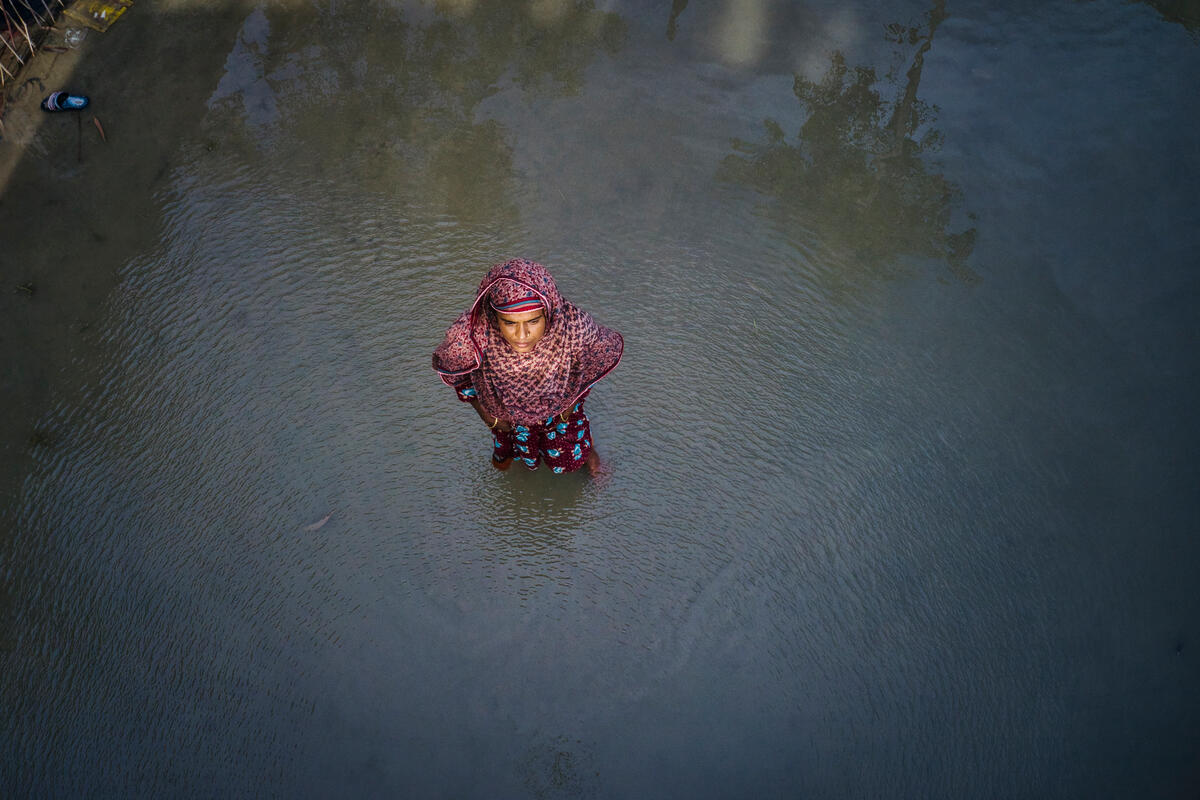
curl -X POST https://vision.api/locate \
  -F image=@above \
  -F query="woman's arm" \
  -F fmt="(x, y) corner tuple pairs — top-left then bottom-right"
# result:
(452, 383), (511, 432)
(468, 396), (512, 432)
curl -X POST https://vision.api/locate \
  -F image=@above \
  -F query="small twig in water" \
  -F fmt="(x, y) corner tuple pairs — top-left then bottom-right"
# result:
(304, 513), (332, 531)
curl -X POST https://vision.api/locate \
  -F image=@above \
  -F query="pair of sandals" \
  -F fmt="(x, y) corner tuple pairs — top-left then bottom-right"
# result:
(41, 91), (89, 112)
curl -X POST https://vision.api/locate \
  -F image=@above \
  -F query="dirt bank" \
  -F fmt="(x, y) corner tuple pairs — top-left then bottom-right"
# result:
(0, 5), (249, 511)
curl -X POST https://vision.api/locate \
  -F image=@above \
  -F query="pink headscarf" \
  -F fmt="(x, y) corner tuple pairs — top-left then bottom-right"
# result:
(432, 259), (624, 426)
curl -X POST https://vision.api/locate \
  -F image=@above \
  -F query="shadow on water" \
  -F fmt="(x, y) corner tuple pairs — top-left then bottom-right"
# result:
(718, 0), (977, 290)
(1139, 0), (1200, 34)
(468, 466), (595, 596)
(0, 5), (255, 501)
(666, 0), (689, 41)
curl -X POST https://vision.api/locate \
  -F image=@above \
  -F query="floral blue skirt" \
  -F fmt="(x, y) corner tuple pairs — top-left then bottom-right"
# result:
(492, 402), (593, 473)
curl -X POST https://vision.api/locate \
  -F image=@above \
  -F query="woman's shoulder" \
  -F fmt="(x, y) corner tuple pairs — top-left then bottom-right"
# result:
(432, 311), (481, 375)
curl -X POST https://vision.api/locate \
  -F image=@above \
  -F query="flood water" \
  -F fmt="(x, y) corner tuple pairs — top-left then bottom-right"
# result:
(2, 1), (1199, 796)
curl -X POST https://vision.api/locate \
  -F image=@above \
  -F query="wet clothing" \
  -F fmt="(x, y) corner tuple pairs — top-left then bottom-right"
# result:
(434, 260), (622, 471)
(432, 259), (623, 428)
(491, 401), (594, 473)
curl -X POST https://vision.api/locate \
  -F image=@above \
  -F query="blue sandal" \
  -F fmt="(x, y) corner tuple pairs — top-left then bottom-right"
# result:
(41, 91), (90, 112)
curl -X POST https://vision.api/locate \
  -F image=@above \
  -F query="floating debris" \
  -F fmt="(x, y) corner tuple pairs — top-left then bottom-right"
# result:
(304, 513), (332, 532)
(64, 28), (88, 49)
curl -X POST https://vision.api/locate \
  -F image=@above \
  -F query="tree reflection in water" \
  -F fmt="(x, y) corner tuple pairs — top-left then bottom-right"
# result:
(213, 2), (625, 223)
(413, 1), (626, 220)
(719, 1), (977, 285)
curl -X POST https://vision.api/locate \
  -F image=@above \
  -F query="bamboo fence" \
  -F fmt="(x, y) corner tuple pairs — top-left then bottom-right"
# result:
(0, 1), (67, 88)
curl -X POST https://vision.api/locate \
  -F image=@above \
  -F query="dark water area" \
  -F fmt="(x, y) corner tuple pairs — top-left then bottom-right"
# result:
(1, 1), (1198, 797)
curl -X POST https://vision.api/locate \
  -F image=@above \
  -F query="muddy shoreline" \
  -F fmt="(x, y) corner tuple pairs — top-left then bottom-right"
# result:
(0, 5), (247, 515)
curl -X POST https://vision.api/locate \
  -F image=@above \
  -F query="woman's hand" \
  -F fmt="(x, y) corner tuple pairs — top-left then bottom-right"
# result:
(470, 397), (512, 433)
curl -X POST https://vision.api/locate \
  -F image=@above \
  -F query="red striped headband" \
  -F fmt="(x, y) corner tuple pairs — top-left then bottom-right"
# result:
(489, 280), (545, 315)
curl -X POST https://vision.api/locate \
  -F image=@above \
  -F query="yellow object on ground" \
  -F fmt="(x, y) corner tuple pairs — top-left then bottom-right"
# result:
(61, 0), (132, 32)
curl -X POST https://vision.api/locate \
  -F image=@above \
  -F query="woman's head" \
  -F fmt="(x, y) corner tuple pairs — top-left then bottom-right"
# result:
(476, 259), (562, 316)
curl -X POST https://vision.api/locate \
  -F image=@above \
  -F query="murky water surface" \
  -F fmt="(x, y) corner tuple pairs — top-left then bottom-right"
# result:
(3, 1), (1199, 796)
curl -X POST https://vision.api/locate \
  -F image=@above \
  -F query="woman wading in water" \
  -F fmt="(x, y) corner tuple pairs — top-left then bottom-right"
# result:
(432, 259), (623, 478)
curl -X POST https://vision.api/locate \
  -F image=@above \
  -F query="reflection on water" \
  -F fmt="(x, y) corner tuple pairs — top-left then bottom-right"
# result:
(206, 1), (625, 221)
(2, 1), (1199, 797)
(720, 0), (976, 285)
(666, 0), (689, 41)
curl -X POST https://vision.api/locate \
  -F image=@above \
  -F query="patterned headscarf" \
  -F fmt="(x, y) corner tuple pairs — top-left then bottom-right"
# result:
(433, 259), (624, 426)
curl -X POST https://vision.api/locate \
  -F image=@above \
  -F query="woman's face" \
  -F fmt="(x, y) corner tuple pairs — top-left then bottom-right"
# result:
(495, 308), (547, 354)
